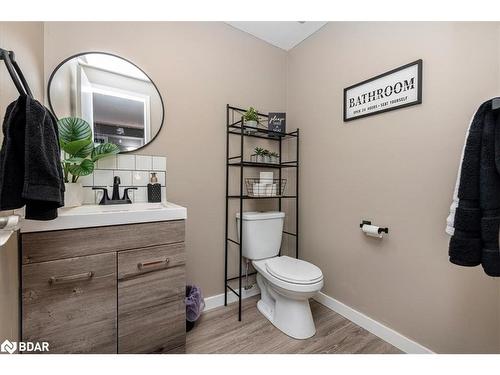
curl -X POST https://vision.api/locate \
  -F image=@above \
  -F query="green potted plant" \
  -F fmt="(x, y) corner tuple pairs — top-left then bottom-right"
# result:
(269, 151), (279, 164)
(58, 117), (120, 207)
(262, 149), (271, 163)
(251, 147), (265, 163)
(243, 107), (259, 133)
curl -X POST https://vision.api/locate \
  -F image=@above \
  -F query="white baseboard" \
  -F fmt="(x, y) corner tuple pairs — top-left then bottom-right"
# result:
(313, 292), (434, 354)
(204, 284), (261, 311)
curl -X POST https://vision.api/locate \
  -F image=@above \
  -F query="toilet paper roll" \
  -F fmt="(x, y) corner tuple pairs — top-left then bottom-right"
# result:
(361, 224), (383, 238)
(253, 183), (267, 197)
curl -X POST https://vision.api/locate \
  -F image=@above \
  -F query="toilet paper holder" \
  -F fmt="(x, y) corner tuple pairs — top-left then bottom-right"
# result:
(359, 220), (389, 234)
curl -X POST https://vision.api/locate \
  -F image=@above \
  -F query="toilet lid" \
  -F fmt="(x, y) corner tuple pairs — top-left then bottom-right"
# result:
(265, 256), (323, 285)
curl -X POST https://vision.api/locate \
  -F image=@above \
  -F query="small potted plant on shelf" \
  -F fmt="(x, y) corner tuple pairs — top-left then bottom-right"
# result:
(262, 149), (271, 164)
(58, 117), (120, 207)
(269, 151), (279, 164)
(243, 107), (259, 133)
(251, 147), (265, 163)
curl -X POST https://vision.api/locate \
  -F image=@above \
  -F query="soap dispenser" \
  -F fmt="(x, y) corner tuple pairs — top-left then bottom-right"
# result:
(147, 172), (161, 203)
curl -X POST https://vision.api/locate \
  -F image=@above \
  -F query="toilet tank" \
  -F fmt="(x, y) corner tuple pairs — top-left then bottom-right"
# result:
(236, 211), (285, 260)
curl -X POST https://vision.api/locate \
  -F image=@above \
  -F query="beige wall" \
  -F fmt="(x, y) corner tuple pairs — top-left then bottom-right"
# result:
(43, 22), (288, 297)
(287, 22), (500, 353)
(2, 21), (500, 353)
(0, 22), (44, 343)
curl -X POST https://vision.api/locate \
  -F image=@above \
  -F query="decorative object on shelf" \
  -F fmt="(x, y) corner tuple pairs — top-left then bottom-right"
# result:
(344, 59), (422, 121)
(245, 178), (286, 197)
(251, 147), (265, 163)
(250, 147), (279, 164)
(243, 107), (259, 133)
(262, 149), (271, 163)
(269, 151), (279, 164)
(147, 172), (162, 203)
(268, 112), (286, 137)
(58, 117), (120, 207)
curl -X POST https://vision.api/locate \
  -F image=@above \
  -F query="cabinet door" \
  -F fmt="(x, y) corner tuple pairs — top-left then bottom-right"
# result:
(118, 243), (185, 353)
(22, 253), (117, 353)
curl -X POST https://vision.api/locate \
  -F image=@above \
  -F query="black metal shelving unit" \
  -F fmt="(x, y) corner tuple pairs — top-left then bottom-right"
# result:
(224, 104), (299, 321)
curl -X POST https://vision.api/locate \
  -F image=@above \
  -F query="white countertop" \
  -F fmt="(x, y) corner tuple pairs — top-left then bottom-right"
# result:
(19, 202), (187, 233)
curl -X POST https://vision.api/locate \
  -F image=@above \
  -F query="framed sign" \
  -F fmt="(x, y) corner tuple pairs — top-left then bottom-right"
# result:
(268, 112), (286, 134)
(343, 59), (422, 122)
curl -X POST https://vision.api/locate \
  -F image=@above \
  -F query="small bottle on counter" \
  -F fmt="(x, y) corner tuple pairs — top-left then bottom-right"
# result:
(147, 172), (161, 203)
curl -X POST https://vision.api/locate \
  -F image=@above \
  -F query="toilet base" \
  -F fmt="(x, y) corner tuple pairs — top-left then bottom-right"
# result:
(256, 273), (317, 340)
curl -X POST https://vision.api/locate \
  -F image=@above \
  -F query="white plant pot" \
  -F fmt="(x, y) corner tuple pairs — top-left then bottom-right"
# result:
(64, 183), (83, 208)
(263, 155), (271, 164)
(245, 120), (258, 133)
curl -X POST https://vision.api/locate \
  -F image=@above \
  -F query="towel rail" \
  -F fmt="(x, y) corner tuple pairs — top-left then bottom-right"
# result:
(0, 48), (33, 97)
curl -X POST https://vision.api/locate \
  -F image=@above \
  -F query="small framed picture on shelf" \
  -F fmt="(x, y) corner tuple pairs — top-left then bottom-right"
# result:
(268, 112), (286, 136)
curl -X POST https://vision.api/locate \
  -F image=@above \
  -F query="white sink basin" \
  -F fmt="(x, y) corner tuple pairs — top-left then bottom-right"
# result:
(20, 202), (187, 233)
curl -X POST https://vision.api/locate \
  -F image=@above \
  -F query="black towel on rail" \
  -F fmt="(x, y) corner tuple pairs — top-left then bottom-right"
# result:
(0, 95), (64, 220)
(448, 98), (500, 277)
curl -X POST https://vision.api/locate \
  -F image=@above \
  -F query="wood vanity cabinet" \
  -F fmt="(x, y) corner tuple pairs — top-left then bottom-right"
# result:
(21, 220), (186, 354)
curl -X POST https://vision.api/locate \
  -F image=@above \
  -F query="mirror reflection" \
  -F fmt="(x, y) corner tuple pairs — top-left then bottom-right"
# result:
(48, 53), (164, 152)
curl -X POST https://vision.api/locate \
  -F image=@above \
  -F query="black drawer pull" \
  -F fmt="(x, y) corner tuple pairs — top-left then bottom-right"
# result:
(137, 258), (170, 270)
(49, 271), (94, 284)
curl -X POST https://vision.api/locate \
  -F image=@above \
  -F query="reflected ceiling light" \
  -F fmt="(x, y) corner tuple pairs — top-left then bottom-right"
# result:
(83, 54), (149, 80)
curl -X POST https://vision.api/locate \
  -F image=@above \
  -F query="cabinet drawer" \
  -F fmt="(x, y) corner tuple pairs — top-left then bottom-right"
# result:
(22, 253), (117, 353)
(117, 242), (185, 280)
(22, 220), (185, 264)
(118, 247), (185, 353)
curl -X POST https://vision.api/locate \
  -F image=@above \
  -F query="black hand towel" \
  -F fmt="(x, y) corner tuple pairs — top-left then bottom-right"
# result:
(0, 95), (64, 220)
(448, 99), (500, 277)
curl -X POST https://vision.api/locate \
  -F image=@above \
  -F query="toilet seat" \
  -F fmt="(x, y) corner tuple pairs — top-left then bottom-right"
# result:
(265, 256), (323, 285)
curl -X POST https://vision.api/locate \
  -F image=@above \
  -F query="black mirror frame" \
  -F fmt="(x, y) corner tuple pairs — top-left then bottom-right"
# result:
(47, 51), (165, 154)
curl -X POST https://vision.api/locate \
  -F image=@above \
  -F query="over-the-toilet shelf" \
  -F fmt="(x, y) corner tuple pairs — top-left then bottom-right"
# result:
(224, 104), (300, 321)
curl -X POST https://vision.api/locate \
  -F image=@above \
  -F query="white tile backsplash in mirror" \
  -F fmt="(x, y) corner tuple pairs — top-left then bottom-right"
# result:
(81, 155), (167, 204)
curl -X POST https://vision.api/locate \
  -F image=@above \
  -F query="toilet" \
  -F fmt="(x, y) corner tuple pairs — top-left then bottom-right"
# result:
(236, 211), (323, 339)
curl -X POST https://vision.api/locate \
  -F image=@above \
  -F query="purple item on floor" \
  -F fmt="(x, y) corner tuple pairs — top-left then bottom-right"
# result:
(185, 285), (205, 322)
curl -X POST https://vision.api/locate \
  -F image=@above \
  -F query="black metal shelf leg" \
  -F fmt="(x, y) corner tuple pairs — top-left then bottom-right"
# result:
(238, 115), (244, 321)
(224, 104), (229, 306)
(296, 129), (299, 259)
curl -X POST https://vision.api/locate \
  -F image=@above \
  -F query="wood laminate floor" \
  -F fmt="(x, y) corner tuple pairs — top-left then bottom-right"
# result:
(186, 296), (402, 354)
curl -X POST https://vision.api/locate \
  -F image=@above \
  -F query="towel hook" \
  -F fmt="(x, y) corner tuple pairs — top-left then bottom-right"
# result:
(0, 48), (33, 97)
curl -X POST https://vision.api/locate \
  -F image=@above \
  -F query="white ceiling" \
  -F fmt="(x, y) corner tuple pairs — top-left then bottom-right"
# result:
(226, 21), (328, 51)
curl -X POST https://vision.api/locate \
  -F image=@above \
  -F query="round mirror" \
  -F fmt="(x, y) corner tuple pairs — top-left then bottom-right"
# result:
(48, 52), (164, 153)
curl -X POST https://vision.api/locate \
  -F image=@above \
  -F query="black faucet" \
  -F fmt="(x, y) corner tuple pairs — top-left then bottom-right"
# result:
(93, 177), (137, 205)
(112, 176), (121, 200)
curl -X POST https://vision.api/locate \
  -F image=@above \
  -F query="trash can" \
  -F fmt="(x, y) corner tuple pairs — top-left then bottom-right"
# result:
(185, 285), (205, 332)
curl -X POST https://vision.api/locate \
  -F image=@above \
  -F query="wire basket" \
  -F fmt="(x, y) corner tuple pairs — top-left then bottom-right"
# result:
(245, 178), (287, 197)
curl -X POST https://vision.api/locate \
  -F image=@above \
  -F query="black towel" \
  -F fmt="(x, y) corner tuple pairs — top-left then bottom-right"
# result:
(449, 99), (500, 276)
(0, 95), (64, 220)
